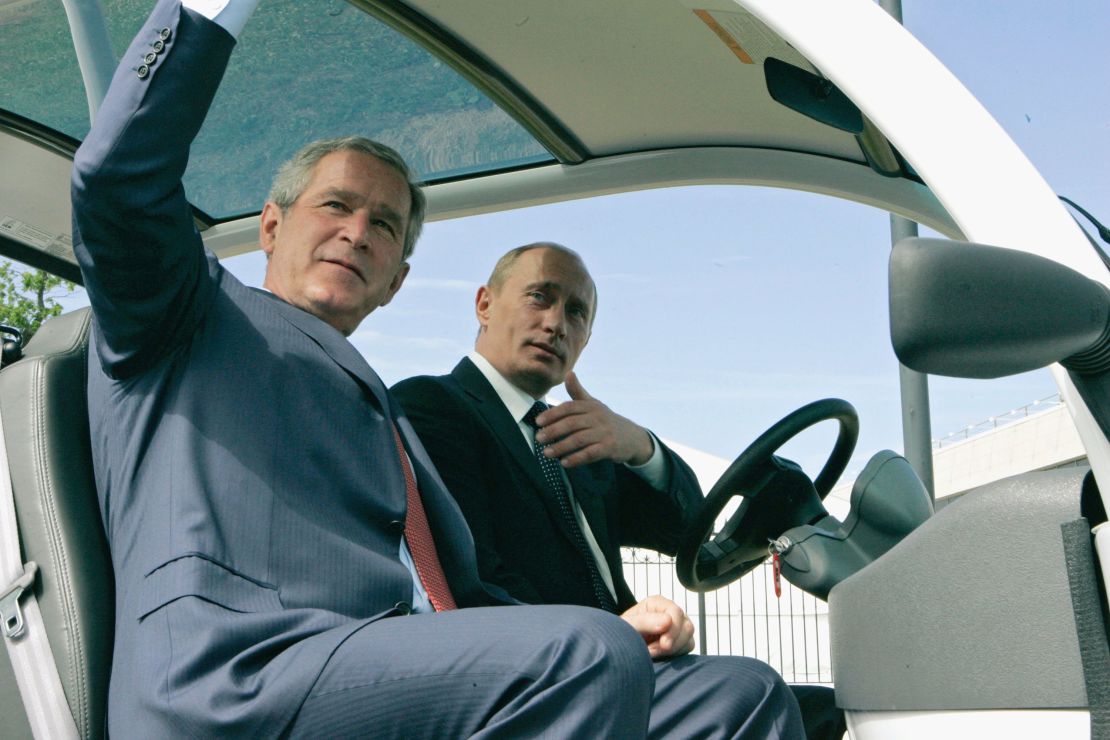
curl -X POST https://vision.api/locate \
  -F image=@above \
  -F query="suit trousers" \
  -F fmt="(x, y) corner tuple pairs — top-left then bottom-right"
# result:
(286, 605), (802, 739)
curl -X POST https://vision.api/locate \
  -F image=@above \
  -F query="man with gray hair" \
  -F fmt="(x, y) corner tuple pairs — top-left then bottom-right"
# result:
(71, 0), (802, 736)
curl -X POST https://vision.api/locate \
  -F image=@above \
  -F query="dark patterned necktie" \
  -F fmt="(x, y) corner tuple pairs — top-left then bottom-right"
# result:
(392, 425), (457, 611)
(523, 401), (618, 613)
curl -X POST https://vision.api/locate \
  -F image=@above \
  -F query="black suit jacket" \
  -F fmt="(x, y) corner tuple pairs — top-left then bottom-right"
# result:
(392, 357), (702, 612)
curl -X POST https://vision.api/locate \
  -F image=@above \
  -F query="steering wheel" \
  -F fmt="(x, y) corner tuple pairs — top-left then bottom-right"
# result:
(676, 398), (858, 592)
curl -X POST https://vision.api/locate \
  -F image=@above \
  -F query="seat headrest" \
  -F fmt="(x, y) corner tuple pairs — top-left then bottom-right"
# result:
(21, 307), (91, 361)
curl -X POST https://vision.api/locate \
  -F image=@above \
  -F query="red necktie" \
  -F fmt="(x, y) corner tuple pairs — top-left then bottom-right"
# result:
(392, 426), (457, 611)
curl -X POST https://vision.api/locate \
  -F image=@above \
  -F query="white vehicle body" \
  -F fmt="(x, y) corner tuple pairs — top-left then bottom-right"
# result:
(0, 1), (1106, 738)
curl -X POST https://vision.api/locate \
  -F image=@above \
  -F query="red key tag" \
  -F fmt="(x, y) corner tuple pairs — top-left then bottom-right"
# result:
(772, 551), (782, 598)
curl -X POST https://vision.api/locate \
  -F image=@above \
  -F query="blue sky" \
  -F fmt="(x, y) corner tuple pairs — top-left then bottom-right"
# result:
(68, 0), (1110, 482)
(226, 0), (1108, 479)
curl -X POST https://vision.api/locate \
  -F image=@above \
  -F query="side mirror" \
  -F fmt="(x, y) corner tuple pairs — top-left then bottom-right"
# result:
(890, 238), (1110, 378)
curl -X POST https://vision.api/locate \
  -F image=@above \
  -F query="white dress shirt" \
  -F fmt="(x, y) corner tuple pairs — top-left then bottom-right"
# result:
(181, 0), (258, 37)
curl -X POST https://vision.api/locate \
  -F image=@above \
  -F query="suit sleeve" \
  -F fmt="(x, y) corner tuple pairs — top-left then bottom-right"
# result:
(392, 377), (547, 605)
(71, 0), (236, 378)
(614, 442), (702, 555)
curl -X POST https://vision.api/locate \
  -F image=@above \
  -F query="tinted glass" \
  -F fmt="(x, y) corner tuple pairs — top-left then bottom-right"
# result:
(0, 0), (551, 219)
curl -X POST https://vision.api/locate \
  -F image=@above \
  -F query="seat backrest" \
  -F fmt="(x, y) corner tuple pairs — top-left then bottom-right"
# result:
(0, 308), (112, 739)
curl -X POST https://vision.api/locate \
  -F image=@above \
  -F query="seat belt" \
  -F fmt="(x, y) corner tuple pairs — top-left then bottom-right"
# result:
(1061, 518), (1110, 740)
(0, 404), (80, 739)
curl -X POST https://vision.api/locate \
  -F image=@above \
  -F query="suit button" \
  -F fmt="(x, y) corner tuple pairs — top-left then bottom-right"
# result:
(389, 519), (403, 534)
(159, 27), (172, 41)
(152, 39), (165, 54)
(136, 64), (150, 79)
(393, 601), (411, 616)
(144, 52), (157, 64)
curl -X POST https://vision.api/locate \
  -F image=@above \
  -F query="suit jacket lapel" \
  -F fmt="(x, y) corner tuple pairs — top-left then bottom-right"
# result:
(452, 359), (552, 493)
(451, 358), (582, 546)
(249, 291), (497, 597)
(251, 288), (391, 413)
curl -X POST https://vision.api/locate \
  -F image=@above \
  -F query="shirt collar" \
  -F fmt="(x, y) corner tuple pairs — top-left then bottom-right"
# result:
(467, 350), (544, 425)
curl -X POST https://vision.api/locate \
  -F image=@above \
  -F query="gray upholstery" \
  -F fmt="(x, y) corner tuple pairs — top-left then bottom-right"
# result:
(0, 308), (112, 739)
(830, 467), (1089, 711)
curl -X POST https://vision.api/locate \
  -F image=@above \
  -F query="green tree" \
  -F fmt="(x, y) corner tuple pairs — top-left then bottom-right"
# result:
(0, 260), (75, 344)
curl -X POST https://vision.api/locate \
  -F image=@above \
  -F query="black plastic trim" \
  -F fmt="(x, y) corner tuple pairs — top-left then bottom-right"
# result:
(764, 57), (863, 134)
(0, 235), (83, 285)
(1063, 306), (1110, 375)
(0, 110), (80, 159)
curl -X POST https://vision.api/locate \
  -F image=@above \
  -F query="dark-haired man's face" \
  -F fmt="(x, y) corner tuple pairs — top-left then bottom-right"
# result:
(475, 247), (595, 397)
(259, 150), (411, 335)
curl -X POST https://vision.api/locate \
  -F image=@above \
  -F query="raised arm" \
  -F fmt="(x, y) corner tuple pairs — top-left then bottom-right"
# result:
(71, 0), (249, 377)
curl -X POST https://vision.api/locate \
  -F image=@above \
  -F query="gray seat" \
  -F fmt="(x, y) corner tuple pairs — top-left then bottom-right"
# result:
(0, 308), (113, 739)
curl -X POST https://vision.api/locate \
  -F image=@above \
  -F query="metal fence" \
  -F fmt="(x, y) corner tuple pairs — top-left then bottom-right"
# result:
(622, 548), (831, 684)
(932, 393), (1063, 449)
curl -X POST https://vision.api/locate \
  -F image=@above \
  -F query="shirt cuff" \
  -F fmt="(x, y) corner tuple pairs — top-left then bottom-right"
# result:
(181, 0), (259, 38)
(625, 431), (668, 489)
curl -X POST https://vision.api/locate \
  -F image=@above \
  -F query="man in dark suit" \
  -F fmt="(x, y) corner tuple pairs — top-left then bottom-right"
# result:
(72, 0), (803, 736)
(393, 242), (845, 739)
(392, 243), (701, 615)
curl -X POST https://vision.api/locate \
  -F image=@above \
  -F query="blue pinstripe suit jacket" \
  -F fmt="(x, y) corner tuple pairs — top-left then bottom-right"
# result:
(71, 2), (506, 736)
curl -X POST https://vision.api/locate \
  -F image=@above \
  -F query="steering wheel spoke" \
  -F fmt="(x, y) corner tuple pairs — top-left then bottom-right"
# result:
(696, 540), (765, 580)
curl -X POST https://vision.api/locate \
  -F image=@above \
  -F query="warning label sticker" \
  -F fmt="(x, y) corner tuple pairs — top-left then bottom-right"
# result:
(0, 217), (75, 262)
(686, 4), (814, 71)
(693, 9), (755, 64)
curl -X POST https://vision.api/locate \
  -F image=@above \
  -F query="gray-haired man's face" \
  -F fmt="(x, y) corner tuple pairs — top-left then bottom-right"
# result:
(259, 150), (411, 335)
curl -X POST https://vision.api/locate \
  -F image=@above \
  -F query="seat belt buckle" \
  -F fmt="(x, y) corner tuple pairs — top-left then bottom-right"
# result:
(1, 561), (38, 639)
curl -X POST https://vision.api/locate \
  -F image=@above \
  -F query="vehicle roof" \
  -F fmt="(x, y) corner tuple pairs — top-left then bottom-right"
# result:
(0, 0), (958, 282)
